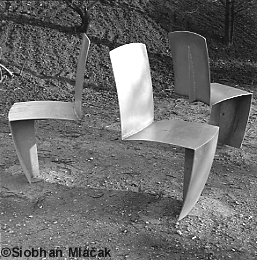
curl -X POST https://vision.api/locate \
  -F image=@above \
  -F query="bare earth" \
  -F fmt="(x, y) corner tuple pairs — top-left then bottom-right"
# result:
(0, 1), (257, 259)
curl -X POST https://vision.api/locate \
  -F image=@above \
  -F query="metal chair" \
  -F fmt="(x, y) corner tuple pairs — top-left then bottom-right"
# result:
(109, 43), (219, 220)
(8, 34), (90, 184)
(168, 31), (252, 148)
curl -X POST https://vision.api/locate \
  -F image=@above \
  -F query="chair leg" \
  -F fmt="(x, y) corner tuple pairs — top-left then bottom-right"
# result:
(179, 132), (218, 220)
(225, 95), (252, 148)
(9, 120), (39, 184)
(209, 95), (252, 148)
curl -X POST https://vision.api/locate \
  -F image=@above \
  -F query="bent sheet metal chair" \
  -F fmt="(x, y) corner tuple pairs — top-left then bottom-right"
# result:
(8, 34), (90, 184)
(168, 31), (252, 148)
(109, 43), (219, 220)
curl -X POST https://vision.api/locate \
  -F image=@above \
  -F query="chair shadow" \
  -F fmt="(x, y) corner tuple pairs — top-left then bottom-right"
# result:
(2, 167), (186, 257)
(2, 168), (182, 222)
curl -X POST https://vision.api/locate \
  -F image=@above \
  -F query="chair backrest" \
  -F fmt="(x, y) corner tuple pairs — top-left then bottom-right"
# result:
(168, 31), (211, 105)
(110, 43), (154, 139)
(74, 33), (90, 118)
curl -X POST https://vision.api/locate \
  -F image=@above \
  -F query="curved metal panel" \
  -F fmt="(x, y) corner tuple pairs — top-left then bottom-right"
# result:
(179, 131), (218, 220)
(125, 119), (219, 150)
(9, 120), (39, 183)
(74, 34), (90, 119)
(9, 101), (79, 121)
(168, 31), (211, 105)
(110, 43), (154, 139)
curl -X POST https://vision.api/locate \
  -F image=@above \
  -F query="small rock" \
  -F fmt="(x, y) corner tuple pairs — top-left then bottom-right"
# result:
(176, 230), (183, 236)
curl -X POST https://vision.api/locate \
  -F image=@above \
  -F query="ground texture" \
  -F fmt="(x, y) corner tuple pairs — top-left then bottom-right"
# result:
(0, 1), (257, 259)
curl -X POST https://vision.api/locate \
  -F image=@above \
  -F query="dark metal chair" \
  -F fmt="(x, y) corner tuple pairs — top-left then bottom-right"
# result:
(168, 31), (252, 148)
(109, 42), (219, 220)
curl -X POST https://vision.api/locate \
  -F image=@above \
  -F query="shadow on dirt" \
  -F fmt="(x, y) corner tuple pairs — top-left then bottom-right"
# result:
(0, 11), (74, 34)
(0, 11), (120, 50)
(1, 169), (191, 259)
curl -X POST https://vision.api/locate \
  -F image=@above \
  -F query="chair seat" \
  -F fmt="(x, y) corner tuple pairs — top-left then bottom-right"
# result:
(125, 119), (219, 150)
(211, 83), (251, 106)
(9, 101), (79, 121)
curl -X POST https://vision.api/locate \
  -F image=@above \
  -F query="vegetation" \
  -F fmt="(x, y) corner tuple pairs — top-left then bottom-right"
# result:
(0, 0), (256, 105)
(62, 0), (100, 32)
(197, 0), (257, 46)
(0, 1), (256, 259)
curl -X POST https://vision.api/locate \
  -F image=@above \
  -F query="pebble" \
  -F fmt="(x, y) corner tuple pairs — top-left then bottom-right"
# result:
(176, 230), (183, 236)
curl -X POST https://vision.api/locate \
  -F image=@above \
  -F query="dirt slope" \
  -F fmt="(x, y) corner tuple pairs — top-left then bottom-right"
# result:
(0, 1), (257, 259)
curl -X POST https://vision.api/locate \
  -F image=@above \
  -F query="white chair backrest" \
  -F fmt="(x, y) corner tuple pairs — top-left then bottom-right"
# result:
(74, 33), (90, 118)
(110, 43), (154, 139)
(169, 31), (211, 105)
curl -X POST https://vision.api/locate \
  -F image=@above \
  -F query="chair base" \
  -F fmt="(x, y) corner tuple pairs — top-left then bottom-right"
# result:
(9, 120), (39, 184)
(180, 133), (218, 220)
(8, 101), (82, 183)
(210, 84), (252, 148)
(125, 119), (219, 220)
